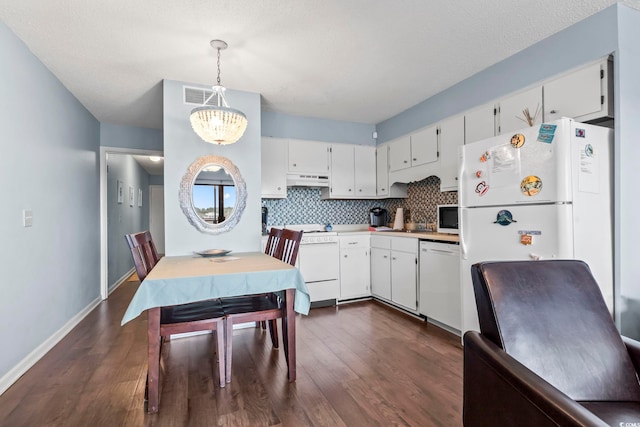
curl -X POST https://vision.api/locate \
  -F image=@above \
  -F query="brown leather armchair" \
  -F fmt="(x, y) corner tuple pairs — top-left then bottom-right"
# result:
(464, 260), (640, 426)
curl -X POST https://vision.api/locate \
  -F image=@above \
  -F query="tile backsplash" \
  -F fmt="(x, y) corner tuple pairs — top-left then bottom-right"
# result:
(262, 176), (457, 226)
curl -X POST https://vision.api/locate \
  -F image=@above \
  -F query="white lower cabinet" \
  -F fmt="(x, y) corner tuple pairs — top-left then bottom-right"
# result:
(370, 235), (418, 312)
(339, 235), (371, 300)
(419, 241), (461, 332)
(371, 247), (391, 300)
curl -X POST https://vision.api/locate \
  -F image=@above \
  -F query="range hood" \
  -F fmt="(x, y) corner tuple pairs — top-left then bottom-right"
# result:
(286, 173), (330, 188)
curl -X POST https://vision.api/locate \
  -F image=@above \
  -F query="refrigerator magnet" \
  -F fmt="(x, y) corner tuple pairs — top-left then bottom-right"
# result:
(520, 234), (533, 245)
(537, 123), (557, 144)
(480, 151), (491, 162)
(510, 133), (525, 148)
(475, 181), (489, 196)
(494, 210), (517, 226)
(521, 175), (542, 196)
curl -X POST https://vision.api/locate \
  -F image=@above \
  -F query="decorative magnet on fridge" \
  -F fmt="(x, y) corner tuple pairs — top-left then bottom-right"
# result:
(510, 133), (525, 148)
(520, 175), (542, 196)
(585, 144), (594, 157)
(480, 151), (491, 162)
(494, 210), (517, 226)
(475, 181), (489, 196)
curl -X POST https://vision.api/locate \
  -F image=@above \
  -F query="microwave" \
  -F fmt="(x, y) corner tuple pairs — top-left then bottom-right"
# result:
(437, 204), (459, 234)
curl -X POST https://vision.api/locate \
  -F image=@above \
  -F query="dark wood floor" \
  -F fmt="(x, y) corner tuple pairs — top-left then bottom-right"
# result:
(0, 278), (463, 426)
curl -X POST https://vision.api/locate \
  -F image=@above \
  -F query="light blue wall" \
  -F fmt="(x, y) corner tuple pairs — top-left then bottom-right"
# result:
(262, 110), (375, 145)
(0, 21), (100, 379)
(376, 5), (618, 143)
(163, 80), (262, 255)
(107, 154), (150, 287)
(100, 122), (163, 151)
(615, 5), (640, 338)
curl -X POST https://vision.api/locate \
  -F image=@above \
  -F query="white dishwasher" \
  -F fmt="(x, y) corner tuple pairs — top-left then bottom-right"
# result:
(419, 240), (461, 333)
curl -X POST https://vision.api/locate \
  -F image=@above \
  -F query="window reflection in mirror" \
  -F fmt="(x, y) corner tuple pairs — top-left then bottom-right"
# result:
(193, 165), (236, 224)
(179, 155), (247, 235)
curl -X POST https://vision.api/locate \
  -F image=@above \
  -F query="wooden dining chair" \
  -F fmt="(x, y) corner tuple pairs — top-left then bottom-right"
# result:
(125, 231), (227, 387)
(221, 228), (303, 383)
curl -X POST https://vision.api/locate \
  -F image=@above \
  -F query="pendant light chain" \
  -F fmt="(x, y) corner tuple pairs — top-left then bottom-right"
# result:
(216, 47), (222, 86)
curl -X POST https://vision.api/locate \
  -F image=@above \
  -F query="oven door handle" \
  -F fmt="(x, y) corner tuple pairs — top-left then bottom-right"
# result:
(301, 241), (339, 245)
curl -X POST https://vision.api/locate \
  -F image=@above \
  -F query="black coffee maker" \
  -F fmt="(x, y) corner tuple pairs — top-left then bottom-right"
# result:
(369, 207), (389, 227)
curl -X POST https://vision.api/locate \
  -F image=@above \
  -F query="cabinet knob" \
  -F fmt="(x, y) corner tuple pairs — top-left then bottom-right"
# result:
(413, 158), (417, 161)
(549, 109), (557, 114)
(454, 177), (458, 181)
(381, 188), (385, 191)
(383, 255), (388, 259)
(344, 254), (348, 258)
(404, 160), (408, 163)
(349, 189), (352, 192)
(277, 186), (282, 190)
(392, 257), (397, 260)
(293, 163), (297, 167)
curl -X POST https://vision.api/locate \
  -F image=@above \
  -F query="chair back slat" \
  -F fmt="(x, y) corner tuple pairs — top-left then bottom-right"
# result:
(144, 230), (161, 263)
(264, 228), (283, 257)
(125, 231), (158, 281)
(276, 229), (303, 266)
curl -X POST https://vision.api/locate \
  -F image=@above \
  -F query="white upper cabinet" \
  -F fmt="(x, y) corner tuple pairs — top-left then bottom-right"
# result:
(328, 144), (355, 197)
(497, 86), (543, 135)
(464, 103), (495, 144)
(410, 125), (439, 167)
(323, 144), (376, 199)
(288, 140), (330, 174)
(261, 137), (287, 199)
(543, 59), (612, 123)
(354, 145), (376, 196)
(388, 135), (411, 171)
(376, 144), (389, 196)
(438, 115), (465, 192)
(388, 124), (438, 172)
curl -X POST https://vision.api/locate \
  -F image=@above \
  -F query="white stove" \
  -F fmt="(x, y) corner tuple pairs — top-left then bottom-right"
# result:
(284, 224), (339, 305)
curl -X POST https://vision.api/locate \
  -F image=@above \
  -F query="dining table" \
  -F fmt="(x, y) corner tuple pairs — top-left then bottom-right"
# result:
(121, 251), (310, 413)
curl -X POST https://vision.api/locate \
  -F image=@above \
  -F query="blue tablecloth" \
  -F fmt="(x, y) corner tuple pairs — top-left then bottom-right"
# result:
(121, 252), (310, 325)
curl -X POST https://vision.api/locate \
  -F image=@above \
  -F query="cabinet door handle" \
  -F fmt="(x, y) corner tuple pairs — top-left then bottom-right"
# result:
(293, 163), (297, 167)
(549, 109), (557, 114)
(383, 255), (388, 259)
(413, 158), (417, 161)
(392, 257), (397, 260)
(344, 254), (348, 258)
(403, 160), (408, 164)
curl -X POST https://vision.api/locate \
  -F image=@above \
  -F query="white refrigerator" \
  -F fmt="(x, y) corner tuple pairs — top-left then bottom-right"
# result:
(459, 118), (613, 333)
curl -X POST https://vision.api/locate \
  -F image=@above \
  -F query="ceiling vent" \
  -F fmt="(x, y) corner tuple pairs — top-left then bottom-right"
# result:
(183, 86), (217, 106)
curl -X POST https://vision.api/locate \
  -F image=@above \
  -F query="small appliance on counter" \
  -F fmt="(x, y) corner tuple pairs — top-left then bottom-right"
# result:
(261, 206), (268, 234)
(369, 207), (389, 228)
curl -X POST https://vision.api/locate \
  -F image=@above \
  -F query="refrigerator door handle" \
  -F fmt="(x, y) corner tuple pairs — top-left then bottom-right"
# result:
(460, 207), (468, 260)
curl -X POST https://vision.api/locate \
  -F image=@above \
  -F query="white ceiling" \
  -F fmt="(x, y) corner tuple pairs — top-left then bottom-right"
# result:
(1, 0), (637, 130)
(132, 155), (163, 176)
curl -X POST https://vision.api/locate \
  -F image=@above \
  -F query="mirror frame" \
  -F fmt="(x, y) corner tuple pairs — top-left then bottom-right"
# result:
(178, 155), (247, 235)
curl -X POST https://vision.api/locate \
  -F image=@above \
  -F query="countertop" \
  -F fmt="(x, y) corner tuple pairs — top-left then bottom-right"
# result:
(264, 225), (459, 243)
(309, 224), (460, 243)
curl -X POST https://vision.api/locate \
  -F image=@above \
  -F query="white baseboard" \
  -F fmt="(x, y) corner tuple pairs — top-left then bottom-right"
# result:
(0, 296), (102, 396)
(109, 267), (135, 296)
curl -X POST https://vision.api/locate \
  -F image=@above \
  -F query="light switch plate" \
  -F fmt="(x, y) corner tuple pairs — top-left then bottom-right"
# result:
(23, 209), (33, 227)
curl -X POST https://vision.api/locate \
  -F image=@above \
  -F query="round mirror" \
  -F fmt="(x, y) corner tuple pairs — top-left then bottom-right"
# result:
(179, 155), (247, 234)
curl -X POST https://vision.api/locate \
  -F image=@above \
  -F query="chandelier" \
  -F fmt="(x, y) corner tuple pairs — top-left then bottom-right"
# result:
(190, 40), (248, 145)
